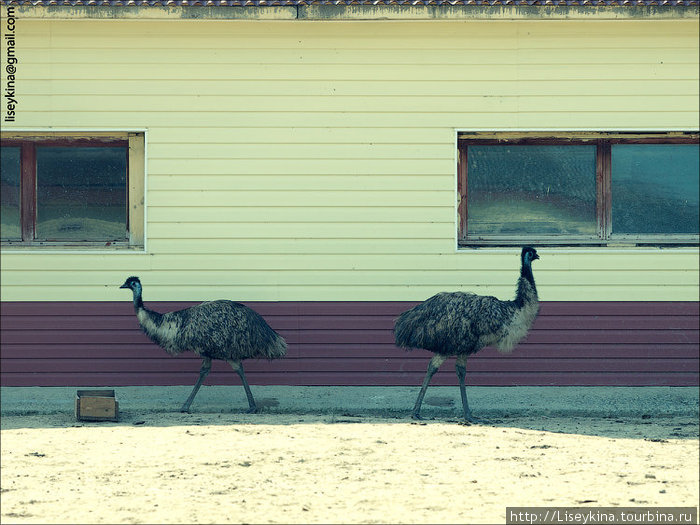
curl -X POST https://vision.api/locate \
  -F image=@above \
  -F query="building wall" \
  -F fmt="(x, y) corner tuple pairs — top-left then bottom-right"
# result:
(1, 16), (698, 387)
(2, 301), (698, 387)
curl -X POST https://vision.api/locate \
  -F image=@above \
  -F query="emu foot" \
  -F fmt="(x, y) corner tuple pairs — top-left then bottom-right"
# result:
(411, 412), (425, 421)
(245, 406), (258, 414)
(180, 406), (192, 414)
(460, 414), (489, 425)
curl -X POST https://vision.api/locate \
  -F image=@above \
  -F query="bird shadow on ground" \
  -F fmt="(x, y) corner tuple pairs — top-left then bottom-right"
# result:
(2, 409), (697, 441)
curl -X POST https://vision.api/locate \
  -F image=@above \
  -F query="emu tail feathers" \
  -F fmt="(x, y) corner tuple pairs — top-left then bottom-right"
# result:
(265, 331), (288, 360)
(394, 309), (415, 349)
(394, 306), (434, 351)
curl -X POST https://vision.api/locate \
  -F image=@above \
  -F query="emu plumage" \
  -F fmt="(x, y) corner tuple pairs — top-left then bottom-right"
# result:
(394, 246), (540, 422)
(120, 276), (287, 413)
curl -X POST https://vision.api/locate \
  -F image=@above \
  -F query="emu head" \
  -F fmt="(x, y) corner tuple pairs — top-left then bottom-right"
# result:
(120, 276), (142, 295)
(521, 246), (540, 266)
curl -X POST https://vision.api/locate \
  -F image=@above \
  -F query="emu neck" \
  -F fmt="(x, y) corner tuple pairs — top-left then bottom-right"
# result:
(136, 305), (163, 327)
(132, 289), (144, 311)
(520, 260), (535, 285)
(515, 263), (538, 308)
(132, 291), (163, 325)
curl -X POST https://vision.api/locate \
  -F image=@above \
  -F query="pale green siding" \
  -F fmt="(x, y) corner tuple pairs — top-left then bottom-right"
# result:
(1, 17), (698, 302)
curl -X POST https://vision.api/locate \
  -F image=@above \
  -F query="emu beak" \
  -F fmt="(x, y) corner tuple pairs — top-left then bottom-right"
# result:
(534, 253), (540, 260)
(119, 282), (129, 289)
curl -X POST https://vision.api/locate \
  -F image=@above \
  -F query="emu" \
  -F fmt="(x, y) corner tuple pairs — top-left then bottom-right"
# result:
(120, 276), (287, 413)
(394, 246), (540, 423)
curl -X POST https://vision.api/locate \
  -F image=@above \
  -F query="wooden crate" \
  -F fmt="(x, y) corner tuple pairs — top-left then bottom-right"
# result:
(75, 390), (119, 422)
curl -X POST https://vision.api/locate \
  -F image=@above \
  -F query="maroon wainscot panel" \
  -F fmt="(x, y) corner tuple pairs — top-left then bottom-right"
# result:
(1, 301), (698, 387)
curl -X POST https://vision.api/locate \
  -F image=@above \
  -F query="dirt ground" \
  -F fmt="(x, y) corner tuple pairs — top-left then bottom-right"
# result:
(1, 411), (698, 524)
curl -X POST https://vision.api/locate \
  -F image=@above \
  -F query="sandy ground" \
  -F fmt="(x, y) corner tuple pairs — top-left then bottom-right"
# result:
(1, 411), (698, 524)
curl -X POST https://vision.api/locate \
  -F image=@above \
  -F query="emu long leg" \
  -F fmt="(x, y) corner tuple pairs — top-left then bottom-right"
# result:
(455, 354), (473, 421)
(412, 354), (447, 420)
(181, 357), (212, 413)
(455, 355), (486, 424)
(228, 360), (257, 414)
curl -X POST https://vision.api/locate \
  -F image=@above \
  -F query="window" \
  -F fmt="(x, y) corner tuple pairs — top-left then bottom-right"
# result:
(458, 133), (699, 246)
(1, 133), (144, 248)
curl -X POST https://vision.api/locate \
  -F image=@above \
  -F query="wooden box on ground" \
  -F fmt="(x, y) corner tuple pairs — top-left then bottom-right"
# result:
(75, 390), (119, 422)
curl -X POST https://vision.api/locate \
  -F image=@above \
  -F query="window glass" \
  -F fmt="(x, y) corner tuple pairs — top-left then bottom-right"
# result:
(36, 147), (128, 241)
(0, 146), (21, 240)
(467, 145), (597, 236)
(611, 144), (699, 235)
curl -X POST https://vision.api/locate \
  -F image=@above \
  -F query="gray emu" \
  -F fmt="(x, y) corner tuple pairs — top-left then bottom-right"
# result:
(394, 246), (540, 423)
(120, 276), (287, 413)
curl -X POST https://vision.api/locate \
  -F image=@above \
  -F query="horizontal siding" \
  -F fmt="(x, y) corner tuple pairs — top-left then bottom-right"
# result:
(16, 80), (700, 97)
(4, 270), (699, 287)
(2, 285), (697, 303)
(3, 253), (699, 272)
(13, 45), (700, 64)
(1, 252), (699, 301)
(11, 111), (694, 128)
(1, 301), (697, 388)
(16, 94), (700, 112)
(1, 19), (699, 303)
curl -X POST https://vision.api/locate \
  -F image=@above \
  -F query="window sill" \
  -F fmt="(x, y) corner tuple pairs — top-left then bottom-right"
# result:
(459, 235), (699, 248)
(1, 242), (145, 252)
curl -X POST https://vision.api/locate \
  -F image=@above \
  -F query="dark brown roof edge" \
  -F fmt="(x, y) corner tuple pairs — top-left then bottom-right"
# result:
(1, 0), (698, 6)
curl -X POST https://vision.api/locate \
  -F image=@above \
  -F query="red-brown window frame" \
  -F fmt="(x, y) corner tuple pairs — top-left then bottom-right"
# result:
(457, 133), (700, 247)
(1, 137), (131, 246)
